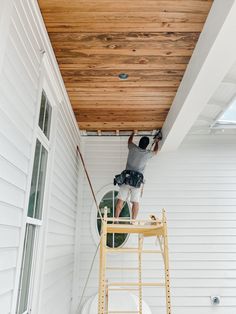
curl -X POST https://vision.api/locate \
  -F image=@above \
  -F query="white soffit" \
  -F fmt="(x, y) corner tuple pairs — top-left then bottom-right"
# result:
(160, 0), (236, 151)
(190, 60), (236, 134)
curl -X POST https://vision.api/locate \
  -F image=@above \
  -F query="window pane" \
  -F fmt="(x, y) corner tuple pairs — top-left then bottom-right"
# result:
(34, 143), (47, 219)
(38, 90), (52, 139)
(28, 140), (41, 218)
(43, 100), (52, 138)
(97, 190), (130, 248)
(28, 140), (48, 219)
(17, 224), (36, 314)
(38, 92), (46, 131)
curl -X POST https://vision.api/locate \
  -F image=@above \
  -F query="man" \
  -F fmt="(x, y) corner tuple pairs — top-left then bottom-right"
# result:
(115, 131), (160, 221)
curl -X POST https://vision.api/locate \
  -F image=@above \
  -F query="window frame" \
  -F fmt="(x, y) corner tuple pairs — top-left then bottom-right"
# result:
(16, 224), (37, 314)
(16, 90), (52, 314)
(211, 95), (236, 129)
(91, 184), (131, 248)
(14, 67), (58, 314)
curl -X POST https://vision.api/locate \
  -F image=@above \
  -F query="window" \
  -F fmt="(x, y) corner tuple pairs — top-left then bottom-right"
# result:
(17, 225), (36, 314)
(97, 190), (130, 248)
(38, 90), (52, 138)
(27, 140), (48, 219)
(16, 90), (52, 314)
(213, 97), (236, 128)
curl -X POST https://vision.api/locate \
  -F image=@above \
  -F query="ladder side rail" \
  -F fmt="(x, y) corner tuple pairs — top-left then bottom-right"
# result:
(162, 209), (171, 314)
(138, 235), (144, 314)
(98, 210), (108, 314)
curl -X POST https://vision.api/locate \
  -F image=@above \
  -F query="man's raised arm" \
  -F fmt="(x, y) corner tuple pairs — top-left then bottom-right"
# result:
(128, 131), (135, 145)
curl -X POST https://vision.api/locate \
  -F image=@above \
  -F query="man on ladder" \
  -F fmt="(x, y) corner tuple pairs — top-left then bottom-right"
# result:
(114, 130), (162, 220)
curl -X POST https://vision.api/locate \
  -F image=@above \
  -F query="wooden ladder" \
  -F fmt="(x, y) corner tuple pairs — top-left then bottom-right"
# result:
(98, 209), (171, 314)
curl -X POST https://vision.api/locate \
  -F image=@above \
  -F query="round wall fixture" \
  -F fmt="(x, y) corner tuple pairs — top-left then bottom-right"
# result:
(211, 296), (220, 305)
(118, 73), (129, 80)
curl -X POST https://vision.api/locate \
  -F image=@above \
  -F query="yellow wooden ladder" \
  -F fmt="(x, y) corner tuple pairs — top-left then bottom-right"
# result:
(98, 209), (171, 314)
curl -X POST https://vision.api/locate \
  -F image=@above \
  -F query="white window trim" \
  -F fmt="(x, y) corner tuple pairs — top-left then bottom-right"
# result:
(90, 184), (131, 248)
(26, 217), (43, 226)
(11, 46), (45, 314)
(11, 53), (58, 314)
(30, 55), (59, 314)
(37, 126), (50, 151)
(24, 83), (57, 314)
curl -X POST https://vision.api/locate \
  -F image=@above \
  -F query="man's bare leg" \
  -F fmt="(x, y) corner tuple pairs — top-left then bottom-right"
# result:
(132, 202), (139, 220)
(115, 198), (124, 219)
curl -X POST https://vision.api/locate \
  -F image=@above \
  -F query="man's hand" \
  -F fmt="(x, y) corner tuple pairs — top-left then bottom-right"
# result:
(128, 131), (135, 145)
(153, 138), (160, 154)
(153, 129), (162, 141)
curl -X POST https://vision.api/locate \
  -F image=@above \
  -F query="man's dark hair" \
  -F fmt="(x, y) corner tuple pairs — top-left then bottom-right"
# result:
(139, 136), (150, 149)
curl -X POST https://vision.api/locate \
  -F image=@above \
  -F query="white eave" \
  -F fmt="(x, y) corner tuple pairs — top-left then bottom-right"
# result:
(160, 0), (236, 152)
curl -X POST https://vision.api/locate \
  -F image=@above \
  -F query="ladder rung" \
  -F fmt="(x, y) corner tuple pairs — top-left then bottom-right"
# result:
(108, 282), (165, 287)
(108, 288), (139, 291)
(107, 312), (139, 314)
(106, 267), (138, 271)
(106, 248), (162, 253)
(107, 312), (139, 313)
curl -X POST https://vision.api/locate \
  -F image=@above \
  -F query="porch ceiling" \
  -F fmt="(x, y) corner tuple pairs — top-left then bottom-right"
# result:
(38, 0), (213, 132)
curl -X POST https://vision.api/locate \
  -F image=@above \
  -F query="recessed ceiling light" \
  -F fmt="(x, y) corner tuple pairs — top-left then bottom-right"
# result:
(118, 73), (129, 80)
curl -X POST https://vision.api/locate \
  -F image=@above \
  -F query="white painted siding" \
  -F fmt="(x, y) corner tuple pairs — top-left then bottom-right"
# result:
(0, 1), (41, 312)
(0, 1), (80, 314)
(74, 135), (236, 314)
(39, 102), (80, 314)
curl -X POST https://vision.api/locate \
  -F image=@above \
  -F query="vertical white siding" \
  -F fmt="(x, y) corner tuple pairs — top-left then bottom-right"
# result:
(0, 1), (81, 313)
(74, 135), (236, 314)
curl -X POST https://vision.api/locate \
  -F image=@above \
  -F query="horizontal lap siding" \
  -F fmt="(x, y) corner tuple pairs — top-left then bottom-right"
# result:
(40, 104), (79, 314)
(0, 1), (81, 313)
(75, 135), (236, 314)
(0, 0), (41, 313)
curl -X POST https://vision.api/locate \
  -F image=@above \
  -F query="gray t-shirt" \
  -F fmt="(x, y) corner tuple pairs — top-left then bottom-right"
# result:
(125, 143), (154, 174)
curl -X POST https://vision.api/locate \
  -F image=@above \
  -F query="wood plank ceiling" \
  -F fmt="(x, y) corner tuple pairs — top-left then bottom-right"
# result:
(38, 0), (213, 132)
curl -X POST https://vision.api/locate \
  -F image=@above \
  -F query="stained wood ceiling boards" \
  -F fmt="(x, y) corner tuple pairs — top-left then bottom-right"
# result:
(38, 0), (213, 132)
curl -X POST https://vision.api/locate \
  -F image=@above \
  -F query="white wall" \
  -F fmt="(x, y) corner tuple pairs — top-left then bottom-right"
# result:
(0, 1), (80, 313)
(74, 134), (236, 314)
(37, 98), (80, 314)
(0, 1), (41, 312)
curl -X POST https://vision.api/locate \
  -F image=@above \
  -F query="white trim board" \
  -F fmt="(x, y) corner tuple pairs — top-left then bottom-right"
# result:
(161, 0), (236, 152)
(30, 0), (81, 140)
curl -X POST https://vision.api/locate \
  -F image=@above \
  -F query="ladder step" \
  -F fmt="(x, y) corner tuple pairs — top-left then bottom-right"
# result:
(106, 267), (138, 271)
(108, 282), (165, 287)
(106, 248), (162, 253)
(107, 312), (139, 314)
(108, 288), (139, 291)
(106, 217), (161, 224)
(107, 312), (139, 313)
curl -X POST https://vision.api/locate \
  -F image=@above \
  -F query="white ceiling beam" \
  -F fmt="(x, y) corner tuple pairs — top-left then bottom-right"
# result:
(222, 77), (236, 85)
(160, 0), (236, 152)
(208, 99), (227, 108)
